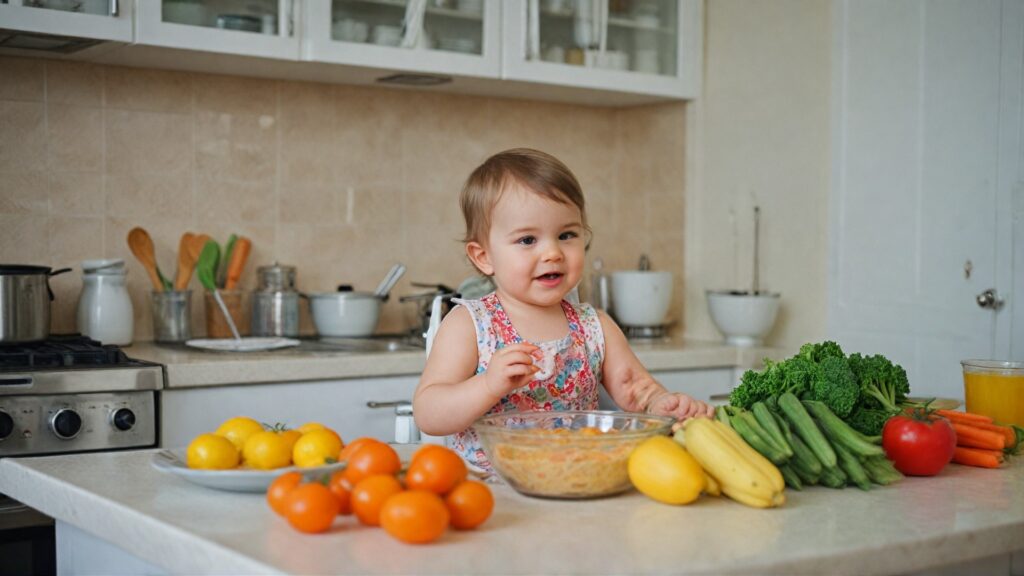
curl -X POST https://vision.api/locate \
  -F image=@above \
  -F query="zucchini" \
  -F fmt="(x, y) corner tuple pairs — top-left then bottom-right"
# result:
(833, 443), (872, 491)
(752, 402), (793, 458)
(731, 411), (789, 465)
(778, 392), (837, 469)
(819, 464), (847, 489)
(778, 463), (803, 491)
(862, 456), (903, 486)
(715, 405), (732, 428)
(803, 400), (885, 459)
(787, 428), (824, 477)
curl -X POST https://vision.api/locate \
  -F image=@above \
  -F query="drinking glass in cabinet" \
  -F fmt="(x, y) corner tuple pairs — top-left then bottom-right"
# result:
(162, 0), (282, 35)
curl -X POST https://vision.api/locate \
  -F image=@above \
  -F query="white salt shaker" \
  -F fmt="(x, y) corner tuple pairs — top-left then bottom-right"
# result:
(77, 259), (134, 345)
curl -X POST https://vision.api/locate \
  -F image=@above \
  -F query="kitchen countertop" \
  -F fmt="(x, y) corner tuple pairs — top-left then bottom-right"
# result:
(1, 450), (1021, 575)
(126, 338), (782, 389)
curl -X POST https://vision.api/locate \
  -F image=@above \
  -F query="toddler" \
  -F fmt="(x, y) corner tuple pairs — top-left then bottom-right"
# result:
(413, 148), (713, 470)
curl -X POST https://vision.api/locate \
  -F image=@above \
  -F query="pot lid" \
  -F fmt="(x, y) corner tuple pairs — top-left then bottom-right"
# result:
(0, 264), (53, 275)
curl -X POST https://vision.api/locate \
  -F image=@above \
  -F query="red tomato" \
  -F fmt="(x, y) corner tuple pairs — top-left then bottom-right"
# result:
(882, 414), (957, 476)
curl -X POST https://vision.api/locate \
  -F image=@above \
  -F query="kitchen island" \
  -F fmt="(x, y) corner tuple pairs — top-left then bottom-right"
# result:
(1, 450), (1021, 575)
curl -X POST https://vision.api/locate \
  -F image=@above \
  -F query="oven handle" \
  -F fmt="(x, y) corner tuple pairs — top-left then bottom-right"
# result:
(0, 375), (33, 387)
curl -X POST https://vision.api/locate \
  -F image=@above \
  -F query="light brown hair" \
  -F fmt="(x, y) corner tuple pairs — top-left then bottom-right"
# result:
(460, 148), (589, 245)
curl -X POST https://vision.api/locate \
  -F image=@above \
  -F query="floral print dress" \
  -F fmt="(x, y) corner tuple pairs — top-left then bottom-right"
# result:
(448, 292), (605, 472)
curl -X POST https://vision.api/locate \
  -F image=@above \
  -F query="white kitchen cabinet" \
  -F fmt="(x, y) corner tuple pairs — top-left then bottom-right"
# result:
(158, 375), (419, 448)
(135, 0), (300, 60)
(302, 0), (502, 79)
(501, 0), (701, 99)
(0, 0), (133, 57)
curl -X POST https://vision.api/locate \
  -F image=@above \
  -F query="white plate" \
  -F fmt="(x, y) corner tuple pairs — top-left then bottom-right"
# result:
(151, 449), (345, 493)
(185, 337), (300, 352)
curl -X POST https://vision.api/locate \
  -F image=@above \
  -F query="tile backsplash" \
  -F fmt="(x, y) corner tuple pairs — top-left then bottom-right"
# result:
(0, 56), (686, 341)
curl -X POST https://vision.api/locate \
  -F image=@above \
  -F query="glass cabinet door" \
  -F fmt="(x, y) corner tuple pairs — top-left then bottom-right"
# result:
(532, 0), (677, 76)
(136, 0), (299, 60)
(503, 0), (700, 100)
(0, 0), (133, 45)
(303, 0), (501, 79)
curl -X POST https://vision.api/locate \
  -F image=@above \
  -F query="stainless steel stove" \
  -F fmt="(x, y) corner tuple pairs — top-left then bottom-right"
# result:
(0, 335), (162, 457)
(0, 335), (163, 575)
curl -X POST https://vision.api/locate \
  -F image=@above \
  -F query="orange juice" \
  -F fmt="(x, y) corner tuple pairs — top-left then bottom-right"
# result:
(962, 360), (1024, 426)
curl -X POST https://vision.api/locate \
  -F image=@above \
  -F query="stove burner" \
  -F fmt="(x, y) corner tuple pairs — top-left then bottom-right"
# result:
(0, 335), (133, 370)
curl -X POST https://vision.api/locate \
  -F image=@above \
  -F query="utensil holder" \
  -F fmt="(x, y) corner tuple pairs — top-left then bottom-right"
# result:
(204, 290), (246, 339)
(151, 290), (191, 343)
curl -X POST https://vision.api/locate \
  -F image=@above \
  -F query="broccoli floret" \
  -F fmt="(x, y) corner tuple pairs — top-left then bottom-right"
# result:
(730, 358), (789, 409)
(778, 356), (819, 397)
(849, 353), (910, 413)
(808, 356), (859, 418)
(798, 341), (846, 364)
(847, 406), (892, 436)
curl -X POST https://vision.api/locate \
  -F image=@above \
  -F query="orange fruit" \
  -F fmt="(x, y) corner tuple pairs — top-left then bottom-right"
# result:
(405, 446), (467, 495)
(328, 469), (354, 516)
(351, 474), (404, 526)
(380, 490), (450, 544)
(343, 442), (401, 486)
(444, 480), (494, 530)
(267, 471), (302, 516)
(338, 437), (381, 462)
(284, 482), (341, 534)
(292, 429), (343, 468)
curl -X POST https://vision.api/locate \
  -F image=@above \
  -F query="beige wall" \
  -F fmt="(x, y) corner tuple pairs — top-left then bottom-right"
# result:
(684, 0), (831, 349)
(0, 56), (686, 341)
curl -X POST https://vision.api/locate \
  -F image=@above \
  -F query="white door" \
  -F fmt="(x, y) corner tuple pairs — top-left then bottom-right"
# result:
(828, 0), (1023, 400)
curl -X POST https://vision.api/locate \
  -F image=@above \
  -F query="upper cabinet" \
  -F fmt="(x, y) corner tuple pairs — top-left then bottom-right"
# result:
(0, 0), (702, 104)
(303, 0), (502, 79)
(502, 0), (701, 99)
(135, 0), (300, 60)
(0, 0), (133, 56)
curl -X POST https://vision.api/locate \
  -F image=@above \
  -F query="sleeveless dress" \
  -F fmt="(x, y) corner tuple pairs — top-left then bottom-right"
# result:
(448, 292), (606, 472)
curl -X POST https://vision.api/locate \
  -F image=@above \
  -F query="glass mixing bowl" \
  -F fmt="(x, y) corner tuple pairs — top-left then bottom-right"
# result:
(474, 410), (674, 499)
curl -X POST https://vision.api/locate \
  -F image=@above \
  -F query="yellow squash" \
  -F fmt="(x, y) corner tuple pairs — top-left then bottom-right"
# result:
(628, 436), (706, 505)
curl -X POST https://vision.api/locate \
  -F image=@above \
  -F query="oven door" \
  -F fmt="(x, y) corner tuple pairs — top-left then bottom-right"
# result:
(0, 495), (56, 576)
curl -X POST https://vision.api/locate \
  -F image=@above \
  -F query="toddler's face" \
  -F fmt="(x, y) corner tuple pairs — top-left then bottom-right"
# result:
(472, 183), (585, 309)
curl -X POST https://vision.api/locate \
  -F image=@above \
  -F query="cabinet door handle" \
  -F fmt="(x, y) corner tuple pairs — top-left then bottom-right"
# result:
(110, 0), (118, 17)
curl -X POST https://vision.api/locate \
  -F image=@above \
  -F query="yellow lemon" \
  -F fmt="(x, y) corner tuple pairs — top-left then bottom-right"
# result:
(627, 436), (706, 505)
(297, 422), (327, 434)
(292, 429), (343, 468)
(187, 433), (240, 470)
(243, 430), (293, 470)
(280, 429), (302, 454)
(215, 416), (264, 451)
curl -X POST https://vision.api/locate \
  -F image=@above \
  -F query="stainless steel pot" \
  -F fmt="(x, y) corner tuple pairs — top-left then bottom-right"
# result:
(0, 265), (71, 344)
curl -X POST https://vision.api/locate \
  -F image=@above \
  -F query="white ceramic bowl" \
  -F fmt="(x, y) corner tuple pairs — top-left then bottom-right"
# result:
(309, 292), (380, 337)
(610, 271), (673, 327)
(706, 290), (780, 346)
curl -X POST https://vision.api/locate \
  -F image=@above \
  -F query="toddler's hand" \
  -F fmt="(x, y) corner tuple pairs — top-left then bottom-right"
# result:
(484, 343), (540, 398)
(647, 392), (715, 422)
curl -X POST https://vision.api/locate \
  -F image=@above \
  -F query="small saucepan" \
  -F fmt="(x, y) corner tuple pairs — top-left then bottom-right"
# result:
(0, 264), (72, 344)
(309, 264), (405, 338)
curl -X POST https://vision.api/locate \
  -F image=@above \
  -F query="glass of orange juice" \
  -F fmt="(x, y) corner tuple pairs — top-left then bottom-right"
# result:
(961, 360), (1024, 426)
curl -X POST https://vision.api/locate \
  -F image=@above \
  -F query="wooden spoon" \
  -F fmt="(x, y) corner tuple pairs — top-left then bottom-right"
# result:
(127, 227), (165, 292)
(173, 232), (196, 291)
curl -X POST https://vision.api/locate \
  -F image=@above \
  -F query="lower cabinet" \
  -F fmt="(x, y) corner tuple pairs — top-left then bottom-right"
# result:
(159, 375), (420, 448)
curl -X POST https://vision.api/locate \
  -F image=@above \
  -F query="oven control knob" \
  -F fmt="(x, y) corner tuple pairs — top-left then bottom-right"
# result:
(0, 411), (13, 441)
(51, 409), (82, 440)
(112, 408), (136, 431)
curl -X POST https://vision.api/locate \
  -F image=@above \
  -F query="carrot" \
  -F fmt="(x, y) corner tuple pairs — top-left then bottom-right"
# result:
(952, 446), (1004, 468)
(951, 422), (1006, 450)
(935, 409), (993, 425)
(958, 421), (1016, 447)
(224, 236), (251, 291)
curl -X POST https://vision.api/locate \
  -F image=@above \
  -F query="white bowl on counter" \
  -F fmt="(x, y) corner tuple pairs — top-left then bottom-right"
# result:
(308, 290), (381, 337)
(706, 290), (780, 346)
(610, 271), (673, 327)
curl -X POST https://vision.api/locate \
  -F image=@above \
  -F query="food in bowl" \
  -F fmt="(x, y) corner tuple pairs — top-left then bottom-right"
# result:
(474, 411), (674, 499)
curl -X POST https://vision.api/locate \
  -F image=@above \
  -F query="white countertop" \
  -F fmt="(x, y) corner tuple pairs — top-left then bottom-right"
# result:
(2, 450), (1021, 575)
(126, 339), (782, 389)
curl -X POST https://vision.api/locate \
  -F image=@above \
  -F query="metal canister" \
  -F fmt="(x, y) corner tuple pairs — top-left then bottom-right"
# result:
(251, 264), (299, 337)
